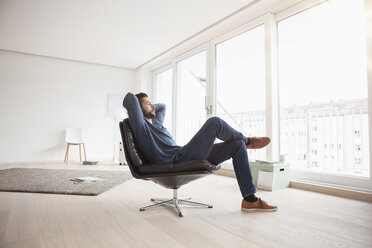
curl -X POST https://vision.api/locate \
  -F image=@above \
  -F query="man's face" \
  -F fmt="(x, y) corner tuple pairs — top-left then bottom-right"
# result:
(140, 97), (156, 119)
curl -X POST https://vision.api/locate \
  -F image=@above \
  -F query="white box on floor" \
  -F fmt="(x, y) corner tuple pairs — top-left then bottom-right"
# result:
(257, 171), (274, 191)
(250, 161), (290, 190)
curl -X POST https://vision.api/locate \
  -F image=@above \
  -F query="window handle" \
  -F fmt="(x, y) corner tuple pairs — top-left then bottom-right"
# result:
(205, 96), (212, 115)
(206, 105), (212, 115)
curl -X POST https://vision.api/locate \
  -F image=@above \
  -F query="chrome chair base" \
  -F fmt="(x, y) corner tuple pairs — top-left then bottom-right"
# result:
(139, 189), (213, 217)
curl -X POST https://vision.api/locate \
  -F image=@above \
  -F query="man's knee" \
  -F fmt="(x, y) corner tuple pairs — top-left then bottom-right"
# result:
(206, 116), (223, 126)
(234, 140), (246, 150)
(230, 140), (247, 160)
(225, 140), (246, 158)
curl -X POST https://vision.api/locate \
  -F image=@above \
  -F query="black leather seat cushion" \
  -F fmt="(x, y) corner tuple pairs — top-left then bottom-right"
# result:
(138, 160), (221, 174)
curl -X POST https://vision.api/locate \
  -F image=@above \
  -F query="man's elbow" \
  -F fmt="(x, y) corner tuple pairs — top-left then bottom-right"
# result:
(123, 92), (135, 108)
(156, 103), (166, 110)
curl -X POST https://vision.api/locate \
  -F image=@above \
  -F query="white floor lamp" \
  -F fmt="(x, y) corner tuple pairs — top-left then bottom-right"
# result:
(107, 106), (126, 164)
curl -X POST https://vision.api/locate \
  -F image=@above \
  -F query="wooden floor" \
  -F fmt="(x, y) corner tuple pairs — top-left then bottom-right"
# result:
(0, 163), (371, 248)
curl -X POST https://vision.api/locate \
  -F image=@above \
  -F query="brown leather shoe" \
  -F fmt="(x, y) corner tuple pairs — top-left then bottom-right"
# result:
(241, 198), (278, 212)
(246, 137), (271, 149)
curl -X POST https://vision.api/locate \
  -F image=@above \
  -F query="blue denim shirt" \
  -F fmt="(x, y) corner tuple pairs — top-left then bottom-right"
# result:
(123, 92), (180, 164)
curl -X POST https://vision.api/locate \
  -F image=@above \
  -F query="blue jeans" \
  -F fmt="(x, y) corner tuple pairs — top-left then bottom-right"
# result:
(173, 117), (256, 197)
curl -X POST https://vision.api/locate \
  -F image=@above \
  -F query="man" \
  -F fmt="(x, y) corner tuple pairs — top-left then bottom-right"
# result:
(123, 92), (277, 211)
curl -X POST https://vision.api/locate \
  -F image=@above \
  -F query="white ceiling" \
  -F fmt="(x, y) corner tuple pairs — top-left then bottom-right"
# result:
(0, 0), (256, 69)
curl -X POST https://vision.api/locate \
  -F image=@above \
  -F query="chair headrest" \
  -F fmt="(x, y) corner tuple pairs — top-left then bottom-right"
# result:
(120, 119), (146, 167)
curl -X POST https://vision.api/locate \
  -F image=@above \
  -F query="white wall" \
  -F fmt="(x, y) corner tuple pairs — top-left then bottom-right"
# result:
(135, 67), (153, 100)
(0, 50), (137, 163)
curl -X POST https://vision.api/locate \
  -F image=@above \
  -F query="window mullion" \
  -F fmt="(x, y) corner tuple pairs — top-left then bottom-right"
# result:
(172, 62), (177, 139)
(264, 13), (280, 162)
(366, 0), (372, 179)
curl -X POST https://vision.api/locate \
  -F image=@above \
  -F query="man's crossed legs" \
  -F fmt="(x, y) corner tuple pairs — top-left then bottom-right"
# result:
(173, 117), (277, 211)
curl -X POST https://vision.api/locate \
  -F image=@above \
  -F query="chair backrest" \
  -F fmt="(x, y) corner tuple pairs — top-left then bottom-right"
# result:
(65, 128), (84, 144)
(119, 119), (148, 177)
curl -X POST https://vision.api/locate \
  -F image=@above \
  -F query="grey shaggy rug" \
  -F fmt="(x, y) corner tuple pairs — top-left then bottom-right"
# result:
(0, 168), (132, 196)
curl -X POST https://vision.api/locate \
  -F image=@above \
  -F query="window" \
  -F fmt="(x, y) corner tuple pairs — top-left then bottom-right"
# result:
(155, 68), (173, 133)
(278, 0), (369, 177)
(215, 25), (266, 161)
(151, 0), (372, 190)
(175, 50), (207, 145)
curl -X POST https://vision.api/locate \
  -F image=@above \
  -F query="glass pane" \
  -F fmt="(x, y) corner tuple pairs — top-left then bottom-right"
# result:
(278, 0), (369, 177)
(155, 68), (173, 133)
(176, 51), (207, 145)
(215, 25), (266, 162)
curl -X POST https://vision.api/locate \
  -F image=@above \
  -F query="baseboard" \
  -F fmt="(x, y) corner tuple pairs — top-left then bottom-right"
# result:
(290, 180), (372, 203)
(215, 169), (372, 203)
(214, 169), (236, 178)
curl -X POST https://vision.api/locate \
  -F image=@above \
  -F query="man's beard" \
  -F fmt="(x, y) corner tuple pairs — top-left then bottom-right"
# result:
(143, 110), (156, 119)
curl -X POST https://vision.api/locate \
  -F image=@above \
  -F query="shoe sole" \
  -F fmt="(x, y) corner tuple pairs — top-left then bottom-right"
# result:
(246, 138), (271, 149)
(241, 208), (278, 212)
(246, 143), (270, 149)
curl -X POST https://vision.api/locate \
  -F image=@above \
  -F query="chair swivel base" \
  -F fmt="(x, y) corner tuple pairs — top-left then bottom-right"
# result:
(139, 189), (212, 217)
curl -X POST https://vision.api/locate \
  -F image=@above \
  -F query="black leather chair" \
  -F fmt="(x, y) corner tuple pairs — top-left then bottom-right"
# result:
(119, 118), (221, 217)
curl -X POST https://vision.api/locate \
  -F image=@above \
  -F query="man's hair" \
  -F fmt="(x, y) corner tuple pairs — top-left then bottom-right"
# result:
(135, 92), (148, 105)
